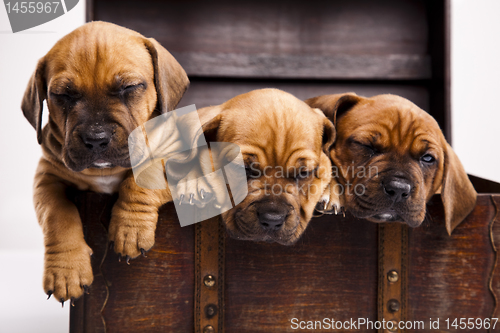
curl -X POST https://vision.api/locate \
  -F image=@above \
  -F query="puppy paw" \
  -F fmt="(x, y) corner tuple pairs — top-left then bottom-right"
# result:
(174, 175), (215, 208)
(108, 211), (157, 261)
(43, 243), (93, 305)
(315, 182), (345, 215)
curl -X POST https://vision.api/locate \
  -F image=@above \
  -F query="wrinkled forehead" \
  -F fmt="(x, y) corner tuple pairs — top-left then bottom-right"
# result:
(45, 31), (154, 90)
(219, 105), (324, 168)
(341, 99), (443, 141)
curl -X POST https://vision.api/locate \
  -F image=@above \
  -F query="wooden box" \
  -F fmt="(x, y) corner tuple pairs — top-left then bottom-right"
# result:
(70, 193), (500, 333)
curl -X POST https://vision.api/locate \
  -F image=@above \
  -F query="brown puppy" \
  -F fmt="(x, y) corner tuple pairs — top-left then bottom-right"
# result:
(21, 21), (189, 303)
(305, 93), (477, 234)
(196, 89), (335, 244)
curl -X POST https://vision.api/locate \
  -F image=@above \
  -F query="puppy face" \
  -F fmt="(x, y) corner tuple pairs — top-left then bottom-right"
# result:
(203, 89), (335, 245)
(22, 21), (189, 173)
(306, 93), (477, 233)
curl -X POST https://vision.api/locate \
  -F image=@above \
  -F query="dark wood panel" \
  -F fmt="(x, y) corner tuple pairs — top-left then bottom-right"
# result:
(93, 0), (429, 79)
(177, 79), (431, 115)
(172, 52), (431, 80)
(224, 216), (379, 332)
(408, 195), (496, 332)
(72, 194), (195, 333)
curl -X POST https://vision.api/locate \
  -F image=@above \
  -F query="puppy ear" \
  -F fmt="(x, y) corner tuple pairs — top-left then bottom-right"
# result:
(21, 58), (46, 144)
(143, 38), (190, 113)
(305, 93), (363, 126)
(320, 113), (336, 155)
(441, 143), (477, 235)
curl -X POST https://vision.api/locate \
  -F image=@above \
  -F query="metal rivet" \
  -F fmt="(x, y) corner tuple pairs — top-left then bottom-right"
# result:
(203, 325), (214, 333)
(205, 304), (218, 319)
(387, 270), (399, 283)
(388, 321), (398, 332)
(387, 299), (400, 313)
(203, 275), (216, 288)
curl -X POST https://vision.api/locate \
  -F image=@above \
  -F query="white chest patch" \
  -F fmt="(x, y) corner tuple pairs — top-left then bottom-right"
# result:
(91, 175), (123, 194)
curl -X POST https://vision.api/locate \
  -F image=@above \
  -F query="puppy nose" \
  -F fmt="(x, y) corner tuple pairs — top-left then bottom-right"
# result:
(258, 208), (288, 231)
(383, 178), (412, 202)
(81, 132), (111, 151)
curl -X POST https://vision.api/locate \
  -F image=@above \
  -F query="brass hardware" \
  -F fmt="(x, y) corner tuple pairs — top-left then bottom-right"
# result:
(387, 270), (399, 283)
(203, 274), (216, 288)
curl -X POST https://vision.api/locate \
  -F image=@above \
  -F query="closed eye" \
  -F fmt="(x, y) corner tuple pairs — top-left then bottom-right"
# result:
(120, 83), (145, 95)
(50, 91), (80, 103)
(353, 140), (378, 154)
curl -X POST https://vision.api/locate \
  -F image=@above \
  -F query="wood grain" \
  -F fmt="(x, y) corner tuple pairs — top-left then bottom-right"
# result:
(93, 0), (429, 80)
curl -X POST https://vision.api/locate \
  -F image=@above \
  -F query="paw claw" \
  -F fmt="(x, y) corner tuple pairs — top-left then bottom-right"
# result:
(118, 254), (122, 262)
(71, 297), (76, 307)
(189, 193), (194, 205)
(179, 194), (185, 205)
(47, 291), (53, 300)
(82, 285), (90, 294)
(125, 255), (131, 265)
(60, 298), (65, 308)
(109, 241), (114, 250)
(140, 248), (147, 257)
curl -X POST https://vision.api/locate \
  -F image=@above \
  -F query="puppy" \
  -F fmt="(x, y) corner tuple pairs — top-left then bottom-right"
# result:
(21, 21), (189, 303)
(194, 89), (336, 244)
(305, 93), (477, 234)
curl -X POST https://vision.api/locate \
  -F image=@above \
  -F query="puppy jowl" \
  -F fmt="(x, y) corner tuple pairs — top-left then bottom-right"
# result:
(128, 104), (248, 227)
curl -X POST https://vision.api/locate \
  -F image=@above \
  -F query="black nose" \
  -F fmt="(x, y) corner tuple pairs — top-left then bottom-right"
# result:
(383, 178), (412, 202)
(257, 206), (288, 231)
(81, 131), (111, 151)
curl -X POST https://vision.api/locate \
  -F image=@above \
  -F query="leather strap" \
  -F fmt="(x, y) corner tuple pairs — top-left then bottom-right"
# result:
(195, 216), (225, 333)
(378, 223), (409, 333)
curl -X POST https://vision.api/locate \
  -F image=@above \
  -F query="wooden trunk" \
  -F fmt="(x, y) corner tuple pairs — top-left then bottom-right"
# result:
(70, 193), (500, 333)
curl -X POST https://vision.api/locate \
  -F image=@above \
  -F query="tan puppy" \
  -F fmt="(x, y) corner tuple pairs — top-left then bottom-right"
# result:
(22, 21), (189, 303)
(305, 93), (477, 234)
(196, 89), (336, 244)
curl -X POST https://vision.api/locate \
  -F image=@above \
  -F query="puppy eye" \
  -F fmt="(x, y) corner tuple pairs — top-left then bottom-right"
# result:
(245, 164), (261, 179)
(353, 140), (378, 155)
(294, 167), (316, 180)
(50, 92), (79, 104)
(121, 83), (144, 95)
(421, 154), (436, 164)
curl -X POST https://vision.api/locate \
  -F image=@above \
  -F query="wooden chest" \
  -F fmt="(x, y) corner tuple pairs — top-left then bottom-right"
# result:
(70, 193), (500, 332)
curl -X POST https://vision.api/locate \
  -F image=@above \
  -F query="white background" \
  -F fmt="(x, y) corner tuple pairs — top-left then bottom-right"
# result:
(0, 0), (499, 332)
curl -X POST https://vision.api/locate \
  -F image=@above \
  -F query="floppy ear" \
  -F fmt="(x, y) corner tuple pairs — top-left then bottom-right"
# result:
(143, 38), (190, 113)
(305, 93), (363, 126)
(441, 143), (477, 235)
(319, 112), (336, 155)
(21, 58), (47, 144)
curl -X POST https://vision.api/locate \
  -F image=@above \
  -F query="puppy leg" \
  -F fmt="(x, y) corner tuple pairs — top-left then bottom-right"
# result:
(108, 172), (170, 260)
(34, 160), (93, 303)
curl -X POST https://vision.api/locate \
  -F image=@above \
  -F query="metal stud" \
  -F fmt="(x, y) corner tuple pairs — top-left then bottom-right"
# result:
(203, 325), (214, 333)
(387, 270), (399, 283)
(203, 275), (216, 288)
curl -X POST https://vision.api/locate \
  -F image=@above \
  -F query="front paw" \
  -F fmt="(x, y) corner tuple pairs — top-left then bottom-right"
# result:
(108, 210), (157, 261)
(43, 244), (93, 305)
(174, 175), (215, 208)
(315, 182), (345, 215)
